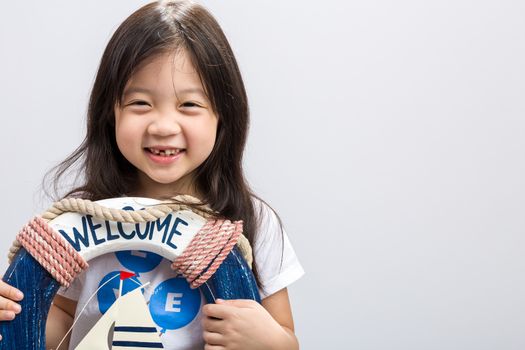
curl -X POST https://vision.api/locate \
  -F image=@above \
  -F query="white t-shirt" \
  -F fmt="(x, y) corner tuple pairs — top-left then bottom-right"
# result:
(58, 198), (304, 350)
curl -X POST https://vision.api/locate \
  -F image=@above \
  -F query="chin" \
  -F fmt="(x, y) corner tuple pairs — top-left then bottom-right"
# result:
(150, 176), (182, 185)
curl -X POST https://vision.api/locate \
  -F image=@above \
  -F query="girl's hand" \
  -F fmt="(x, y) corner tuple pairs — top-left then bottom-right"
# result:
(0, 280), (23, 319)
(0, 279), (24, 340)
(201, 299), (290, 350)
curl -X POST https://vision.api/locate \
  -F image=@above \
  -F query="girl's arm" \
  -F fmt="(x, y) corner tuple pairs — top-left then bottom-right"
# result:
(202, 287), (299, 350)
(260, 288), (298, 348)
(46, 294), (77, 350)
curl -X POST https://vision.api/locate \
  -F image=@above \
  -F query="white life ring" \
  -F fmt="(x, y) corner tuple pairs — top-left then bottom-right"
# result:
(0, 197), (259, 349)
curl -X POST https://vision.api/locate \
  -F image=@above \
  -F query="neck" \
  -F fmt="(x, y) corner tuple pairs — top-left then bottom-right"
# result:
(130, 172), (202, 200)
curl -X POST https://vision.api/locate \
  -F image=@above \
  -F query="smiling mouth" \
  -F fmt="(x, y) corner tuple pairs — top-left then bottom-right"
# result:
(145, 148), (185, 157)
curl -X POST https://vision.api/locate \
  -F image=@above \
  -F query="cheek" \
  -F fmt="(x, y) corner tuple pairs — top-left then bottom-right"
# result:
(203, 129), (217, 152)
(115, 118), (142, 155)
(200, 123), (218, 155)
(187, 119), (218, 155)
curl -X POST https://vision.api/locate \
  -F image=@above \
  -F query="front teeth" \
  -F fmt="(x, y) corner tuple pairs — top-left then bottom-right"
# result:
(149, 148), (181, 156)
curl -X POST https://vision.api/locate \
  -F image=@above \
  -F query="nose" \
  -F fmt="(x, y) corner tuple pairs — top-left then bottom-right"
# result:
(147, 111), (182, 136)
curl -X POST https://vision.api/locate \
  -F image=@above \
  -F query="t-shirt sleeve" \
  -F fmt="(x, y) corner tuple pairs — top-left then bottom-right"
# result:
(252, 200), (305, 299)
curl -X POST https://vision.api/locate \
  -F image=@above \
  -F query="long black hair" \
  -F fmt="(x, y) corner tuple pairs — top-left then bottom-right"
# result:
(45, 0), (284, 290)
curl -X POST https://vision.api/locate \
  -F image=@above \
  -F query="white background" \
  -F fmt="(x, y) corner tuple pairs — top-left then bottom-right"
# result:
(1, 1), (524, 349)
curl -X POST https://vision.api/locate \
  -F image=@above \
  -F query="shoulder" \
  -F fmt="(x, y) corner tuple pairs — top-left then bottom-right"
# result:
(248, 195), (286, 257)
(250, 195), (284, 236)
(250, 195), (272, 215)
(248, 196), (305, 298)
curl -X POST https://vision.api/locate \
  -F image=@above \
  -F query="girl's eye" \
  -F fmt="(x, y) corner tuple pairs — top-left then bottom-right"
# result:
(126, 100), (151, 107)
(132, 101), (150, 106)
(180, 101), (200, 108)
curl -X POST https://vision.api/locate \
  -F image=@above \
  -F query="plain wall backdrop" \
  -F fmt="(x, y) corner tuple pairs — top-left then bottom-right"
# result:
(1, 1), (524, 349)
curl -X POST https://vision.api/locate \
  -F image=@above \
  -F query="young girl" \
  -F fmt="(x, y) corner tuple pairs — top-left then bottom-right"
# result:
(0, 1), (304, 349)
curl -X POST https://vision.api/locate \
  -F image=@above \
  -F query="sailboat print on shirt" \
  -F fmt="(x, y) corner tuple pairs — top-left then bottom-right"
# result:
(75, 272), (164, 350)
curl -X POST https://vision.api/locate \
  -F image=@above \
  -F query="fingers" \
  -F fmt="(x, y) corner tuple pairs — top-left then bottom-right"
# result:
(201, 315), (223, 333)
(202, 298), (258, 319)
(0, 280), (23, 301)
(202, 303), (230, 320)
(0, 281), (23, 340)
(201, 316), (225, 350)
(0, 297), (21, 315)
(0, 309), (16, 321)
(202, 331), (224, 346)
(204, 343), (225, 350)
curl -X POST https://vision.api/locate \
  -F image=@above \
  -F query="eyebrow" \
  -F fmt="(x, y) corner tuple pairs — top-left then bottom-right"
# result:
(122, 87), (152, 96)
(122, 86), (207, 98)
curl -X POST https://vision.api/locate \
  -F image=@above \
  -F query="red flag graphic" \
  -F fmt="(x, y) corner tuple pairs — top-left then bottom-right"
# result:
(120, 271), (135, 280)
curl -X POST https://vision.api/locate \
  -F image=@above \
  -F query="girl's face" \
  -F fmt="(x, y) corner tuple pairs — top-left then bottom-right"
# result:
(114, 50), (218, 198)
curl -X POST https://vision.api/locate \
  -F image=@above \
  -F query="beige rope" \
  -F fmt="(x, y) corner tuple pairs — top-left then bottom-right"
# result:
(236, 234), (252, 267)
(8, 195), (253, 267)
(41, 195), (214, 222)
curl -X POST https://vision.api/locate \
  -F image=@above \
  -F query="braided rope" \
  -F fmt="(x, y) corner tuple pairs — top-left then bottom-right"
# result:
(32, 217), (87, 271)
(191, 221), (242, 288)
(172, 220), (227, 282)
(172, 220), (243, 289)
(18, 224), (75, 282)
(17, 234), (73, 286)
(41, 196), (214, 223)
(185, 220), (234, 283)
(236, 233), (253, 268)
(7, 240), (22, 264)
(16, 217), (88, 287)
(171, 220), (215, 279)
(8, 195), (254, 287)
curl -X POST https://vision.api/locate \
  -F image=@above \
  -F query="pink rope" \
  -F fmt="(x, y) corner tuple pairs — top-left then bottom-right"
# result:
(16, 217), (88, 287)
(186, 221), (235, 284)
(179, 220), (227, 280)
(17, 234), (69, 286)
(18, 225), (75, 282)
(191, 221), (242, 288)
(171, 220), (215, 277)
(32, 216), (87, 271)
(171, 219), (244, 289)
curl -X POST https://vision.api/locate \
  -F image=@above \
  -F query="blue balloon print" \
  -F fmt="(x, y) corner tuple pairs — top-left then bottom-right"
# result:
(149, 277), (201, 332)
(114, 206), (163, 276)
(96, 271), (142, 314)
(115, 250), (163, 276)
